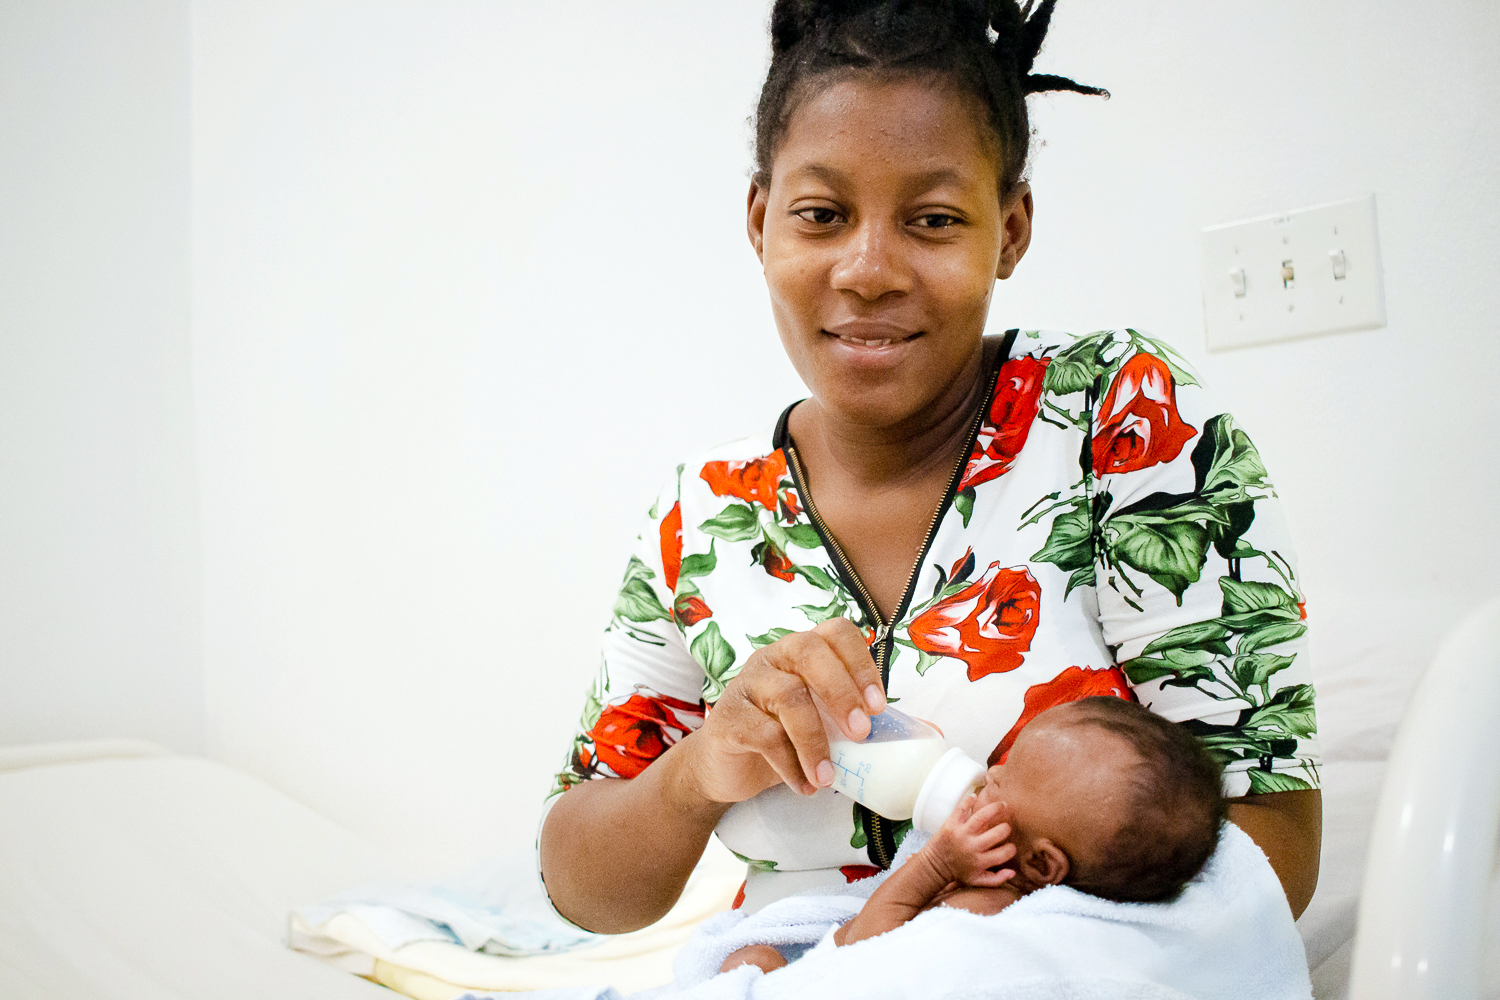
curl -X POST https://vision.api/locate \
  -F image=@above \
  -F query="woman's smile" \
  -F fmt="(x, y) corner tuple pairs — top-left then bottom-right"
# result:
(747, 74), (1031, 433)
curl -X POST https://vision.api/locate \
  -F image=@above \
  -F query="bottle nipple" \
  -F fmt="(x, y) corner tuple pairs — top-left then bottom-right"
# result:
(911, 747), (986, 834)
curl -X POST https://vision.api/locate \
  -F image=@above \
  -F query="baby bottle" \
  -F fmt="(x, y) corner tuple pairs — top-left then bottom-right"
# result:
(825, 706), (986, 833)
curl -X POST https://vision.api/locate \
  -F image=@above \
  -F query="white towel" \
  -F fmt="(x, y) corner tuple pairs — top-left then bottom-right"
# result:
(469, 821), (1312, 1000)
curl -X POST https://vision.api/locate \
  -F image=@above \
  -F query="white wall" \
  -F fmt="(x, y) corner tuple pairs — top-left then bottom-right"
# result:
(6, 1), (1496, 871)
(0, 0), (202, 752)
(191, 0), (795, 867)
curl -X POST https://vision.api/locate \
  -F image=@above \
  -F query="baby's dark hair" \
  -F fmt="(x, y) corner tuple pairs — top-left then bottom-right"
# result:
(1060, 697), (1227, 904)
(753, 0), (1107, 192)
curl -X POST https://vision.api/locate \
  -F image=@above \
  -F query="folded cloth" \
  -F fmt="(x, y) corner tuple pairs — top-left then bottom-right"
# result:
(290, 847), (595, 962)
(464, 821), (1312, 1000)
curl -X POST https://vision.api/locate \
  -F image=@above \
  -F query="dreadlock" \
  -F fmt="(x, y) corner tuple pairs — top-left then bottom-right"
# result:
(753, 0), (1107, 193)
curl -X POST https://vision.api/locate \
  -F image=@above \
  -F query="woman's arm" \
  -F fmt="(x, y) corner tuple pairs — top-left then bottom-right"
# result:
(541, 617), (886, 934)
(1226, 788), (1322, 919)
(540, 746), (729, 933)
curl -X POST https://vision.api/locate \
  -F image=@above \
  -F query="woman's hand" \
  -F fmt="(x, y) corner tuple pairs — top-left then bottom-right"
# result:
(678, 617), (887, 802)
(922, 794), (1017, 888)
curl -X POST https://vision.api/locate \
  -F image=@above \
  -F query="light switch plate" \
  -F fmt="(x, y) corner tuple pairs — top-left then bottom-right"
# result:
(1198, 194), (1386, 351)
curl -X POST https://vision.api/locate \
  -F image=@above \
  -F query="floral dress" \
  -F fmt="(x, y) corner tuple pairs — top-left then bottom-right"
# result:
(544, 329), (1319, 913)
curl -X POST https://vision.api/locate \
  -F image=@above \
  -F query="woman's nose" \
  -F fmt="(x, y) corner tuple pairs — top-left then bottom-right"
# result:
(829, 219), (912, 302)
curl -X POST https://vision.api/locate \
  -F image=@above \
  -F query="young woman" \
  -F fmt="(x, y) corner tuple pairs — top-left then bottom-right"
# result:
(539, 0), (1320, 935)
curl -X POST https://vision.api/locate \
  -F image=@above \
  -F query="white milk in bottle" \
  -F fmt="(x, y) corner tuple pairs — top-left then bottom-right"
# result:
(826, 707), (985, 831)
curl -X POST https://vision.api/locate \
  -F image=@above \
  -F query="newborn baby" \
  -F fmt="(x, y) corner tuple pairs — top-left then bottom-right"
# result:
(722, 696), (1226, 973)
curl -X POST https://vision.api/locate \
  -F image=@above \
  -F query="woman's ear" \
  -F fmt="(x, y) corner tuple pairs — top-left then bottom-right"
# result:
(746, 181), (768, 263)
(1019, 837), (1069, 888)
(995, 182), (1033, 280)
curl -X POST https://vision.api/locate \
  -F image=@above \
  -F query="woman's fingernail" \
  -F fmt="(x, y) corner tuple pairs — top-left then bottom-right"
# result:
(864, 685), (886, 711)
(816, 760), (834, 786)
(848, 708), (869, 738)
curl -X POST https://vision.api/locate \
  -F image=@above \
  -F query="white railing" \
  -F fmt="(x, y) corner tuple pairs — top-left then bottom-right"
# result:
(1350, 595), (1500, 999)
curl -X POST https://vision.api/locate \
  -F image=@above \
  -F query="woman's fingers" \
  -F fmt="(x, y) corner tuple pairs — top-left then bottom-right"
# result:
(764, 620), (883, 741)
(687, 617), (886, 800)
(755, 665), (834, 790)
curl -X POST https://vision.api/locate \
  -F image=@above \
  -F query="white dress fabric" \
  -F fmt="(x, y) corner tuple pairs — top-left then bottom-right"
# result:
(543, 329), (1319, 911)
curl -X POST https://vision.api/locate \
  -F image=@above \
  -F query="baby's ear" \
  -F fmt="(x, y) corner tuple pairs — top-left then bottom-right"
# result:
(1020, 839), (1070, 888)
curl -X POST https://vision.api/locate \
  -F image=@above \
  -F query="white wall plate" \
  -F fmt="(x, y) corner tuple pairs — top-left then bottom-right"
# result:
(1198, 194), (1386, 351)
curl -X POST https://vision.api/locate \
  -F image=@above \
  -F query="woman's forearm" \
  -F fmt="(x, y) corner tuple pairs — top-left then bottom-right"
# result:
(1226, 788), (1322, 919)
(539, 741), (731, 934)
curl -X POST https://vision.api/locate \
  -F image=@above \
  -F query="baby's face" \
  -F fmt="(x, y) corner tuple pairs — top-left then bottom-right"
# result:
(974, 705), (1138, 879)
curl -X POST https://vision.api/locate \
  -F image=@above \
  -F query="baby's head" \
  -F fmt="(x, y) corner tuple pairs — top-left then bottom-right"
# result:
(981, 697), (1225, 903)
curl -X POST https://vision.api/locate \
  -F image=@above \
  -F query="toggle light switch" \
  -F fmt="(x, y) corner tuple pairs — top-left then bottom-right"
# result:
(1198, 194), (1385, 350)
(1329, 249), (1348, 280)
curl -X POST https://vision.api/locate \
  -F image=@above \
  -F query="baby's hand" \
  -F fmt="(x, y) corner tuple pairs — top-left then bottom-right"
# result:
(922, 795), (1017, 888)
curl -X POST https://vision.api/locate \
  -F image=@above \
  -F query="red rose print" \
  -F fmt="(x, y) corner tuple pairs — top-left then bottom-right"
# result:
(779, 487), (804, 523)
(988, 666), (1136, 766)
(1091, 352), (1196, 477)
(588, 691), (705, 780)
(660, 501), (683, 592)
(761, 543), (796, 582)
(958, 356), (1049, 492)
(908, 563), (1041, 681)
(1297, 601), (1307, 621)
(840, 864), (882, 883)
(732, 881), (746, 909)
(700, 450), (788, 511)
(673, 594), (712, 627)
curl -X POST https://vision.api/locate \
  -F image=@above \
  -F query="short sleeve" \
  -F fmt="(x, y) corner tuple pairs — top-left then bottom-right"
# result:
(1082, 330), (1319, 797)
(546, 466), (709, 800)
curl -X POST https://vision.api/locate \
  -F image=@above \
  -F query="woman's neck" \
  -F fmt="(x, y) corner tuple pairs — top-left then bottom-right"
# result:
(794, 341), (992, 490)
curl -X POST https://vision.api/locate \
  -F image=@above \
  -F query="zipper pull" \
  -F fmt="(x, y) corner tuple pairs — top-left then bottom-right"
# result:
(872, 622), (891, 647)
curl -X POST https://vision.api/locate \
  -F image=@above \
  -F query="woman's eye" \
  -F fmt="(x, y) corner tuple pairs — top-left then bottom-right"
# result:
(794, 207), (840, 225)
(913, 213), (960, 229)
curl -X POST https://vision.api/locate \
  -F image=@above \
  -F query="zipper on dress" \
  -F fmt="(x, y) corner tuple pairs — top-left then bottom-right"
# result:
(780, 341), (1006, 868)
(782, 378), (994, 689)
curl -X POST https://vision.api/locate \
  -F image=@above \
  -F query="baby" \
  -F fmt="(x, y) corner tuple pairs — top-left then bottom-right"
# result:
(722, 696), (1226, 973)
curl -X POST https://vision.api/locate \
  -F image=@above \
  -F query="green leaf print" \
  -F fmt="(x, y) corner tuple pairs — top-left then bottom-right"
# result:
(1104, 515), (1212, 603)
(1141, 619), (1233, 657)
(797, 592), (848, 625)
(782, 523), (822, 549)
(691, 621), (737, 702)
(730, 850), (780, 873)
(794, 564), (840, 592)
(678, 541), (717, 582)
(1247, 770), (1315, 794)
(1043, 333), (1107, 396)
(1231, 653), (1295, 691)
(613, 556), (669, 623)
(748, 627), (794, 650)
(1064, 564), (1096, 598)
(850, 809), (867, 850)
(1219, 577), (1298, 615)
(1031, 501), (1093, 574)
(1191, 414), (1271, 503)
(1238, 620), (1308, 655)
(699, 503), (762, 543)
(1244, 684), (1317, 740)
(955, 487), (976, 528)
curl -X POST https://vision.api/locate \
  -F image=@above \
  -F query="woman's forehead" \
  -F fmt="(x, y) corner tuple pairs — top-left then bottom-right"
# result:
(771, 75), (1001, 191)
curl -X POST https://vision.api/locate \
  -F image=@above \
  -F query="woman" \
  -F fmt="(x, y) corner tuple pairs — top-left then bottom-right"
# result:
(539, 0), (1320, 934)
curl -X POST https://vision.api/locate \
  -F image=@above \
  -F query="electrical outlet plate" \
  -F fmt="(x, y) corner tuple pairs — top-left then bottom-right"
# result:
(1198, 194), (1386, 352)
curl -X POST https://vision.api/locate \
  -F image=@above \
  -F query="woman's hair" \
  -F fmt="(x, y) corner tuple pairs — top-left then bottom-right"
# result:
(753, 0), (1106, 193)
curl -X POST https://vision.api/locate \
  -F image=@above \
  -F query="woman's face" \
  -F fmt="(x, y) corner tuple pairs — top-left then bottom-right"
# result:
(748, 75), (1032, 431)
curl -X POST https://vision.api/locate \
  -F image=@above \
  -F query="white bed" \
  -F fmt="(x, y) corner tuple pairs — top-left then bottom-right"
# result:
(2, 600), (1495, 1000)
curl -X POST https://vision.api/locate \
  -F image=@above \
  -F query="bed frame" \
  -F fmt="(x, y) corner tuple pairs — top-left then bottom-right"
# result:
(1350, 595), (1500, 999)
